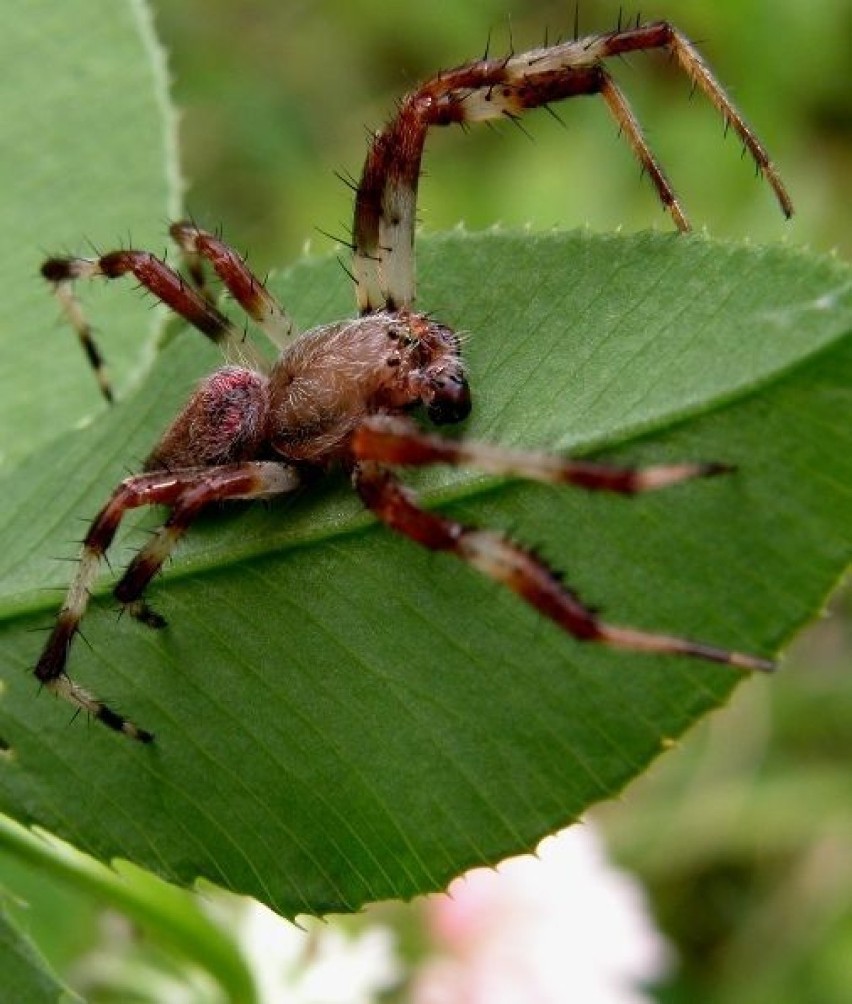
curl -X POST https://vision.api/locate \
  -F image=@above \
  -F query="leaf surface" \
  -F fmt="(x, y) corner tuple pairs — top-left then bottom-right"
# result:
(0, 0), (176, 468)
(0, 902), (81, 1004)
(1, 231), (850, 915)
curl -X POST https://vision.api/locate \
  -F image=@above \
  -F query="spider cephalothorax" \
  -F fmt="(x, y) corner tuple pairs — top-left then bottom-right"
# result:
(37, 20), (791, 741)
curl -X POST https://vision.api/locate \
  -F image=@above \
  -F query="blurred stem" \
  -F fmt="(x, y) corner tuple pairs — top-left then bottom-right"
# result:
(0, 812), (257, 1004)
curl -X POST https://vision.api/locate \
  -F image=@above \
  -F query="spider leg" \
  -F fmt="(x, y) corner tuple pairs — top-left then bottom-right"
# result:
(351, 426), (773, 673)
(41, 248), (269, 402)
(585, 22), (793, 220)
(354, 416), (730, 493)
(596, 71), (689, 232)
(169, 221), (298, 349)
(35, 461), (301, 741)
(353, 21), (792, 313)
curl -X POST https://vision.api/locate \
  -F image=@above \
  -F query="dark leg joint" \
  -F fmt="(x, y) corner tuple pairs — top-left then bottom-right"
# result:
(97, 704), (155, 743)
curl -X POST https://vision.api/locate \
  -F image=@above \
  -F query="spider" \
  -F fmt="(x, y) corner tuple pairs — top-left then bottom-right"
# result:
(36, 20), (792, 742)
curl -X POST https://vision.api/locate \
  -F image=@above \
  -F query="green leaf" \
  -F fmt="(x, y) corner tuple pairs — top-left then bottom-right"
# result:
(1, 229), (850, 916)
(0, 814), (257, 1004)
(0, 0), (177, 468)
(3, 0), (850, 924)
(0, 900), (81, 1004)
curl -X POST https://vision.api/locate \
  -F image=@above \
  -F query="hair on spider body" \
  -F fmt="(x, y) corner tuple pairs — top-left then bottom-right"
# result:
(36, 19), (788, 740)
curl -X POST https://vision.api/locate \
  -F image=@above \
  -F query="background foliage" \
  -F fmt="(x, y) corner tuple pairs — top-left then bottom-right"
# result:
(1, 0), (851, 1001)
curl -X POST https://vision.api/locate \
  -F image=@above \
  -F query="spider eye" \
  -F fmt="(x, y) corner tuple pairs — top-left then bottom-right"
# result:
(426, 375), (471, 425)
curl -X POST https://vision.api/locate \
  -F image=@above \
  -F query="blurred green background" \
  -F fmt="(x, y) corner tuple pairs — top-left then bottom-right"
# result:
(154, 0), (851, 266)
(4, 1), (851, 1000)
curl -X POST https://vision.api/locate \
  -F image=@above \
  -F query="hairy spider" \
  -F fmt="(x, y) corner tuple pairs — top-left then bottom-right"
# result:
(37, 20), (792, 742)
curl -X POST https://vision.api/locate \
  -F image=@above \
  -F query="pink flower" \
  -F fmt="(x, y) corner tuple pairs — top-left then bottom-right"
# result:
(413, 824), (671, 1004)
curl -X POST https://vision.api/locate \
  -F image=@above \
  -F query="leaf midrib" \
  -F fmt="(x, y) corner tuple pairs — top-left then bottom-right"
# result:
(2, 315), (849, 626)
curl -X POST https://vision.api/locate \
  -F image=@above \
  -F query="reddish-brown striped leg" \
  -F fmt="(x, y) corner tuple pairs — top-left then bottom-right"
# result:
(354, 415), (730, 494)
(351, 458), (773, 674)
(35, 461), (301, 741)
(588, 22), (793, 219)
(597, 72), (688, 231)
(41, 249), (268, 401)
(353, 20), (792, 312)
(170, 221), (297, 348)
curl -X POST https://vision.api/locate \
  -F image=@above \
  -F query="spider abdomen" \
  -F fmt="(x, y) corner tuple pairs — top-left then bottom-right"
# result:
(145, 366), (269, 469)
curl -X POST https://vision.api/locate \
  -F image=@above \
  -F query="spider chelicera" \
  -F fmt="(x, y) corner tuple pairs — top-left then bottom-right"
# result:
(37, 20), (792, 742)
